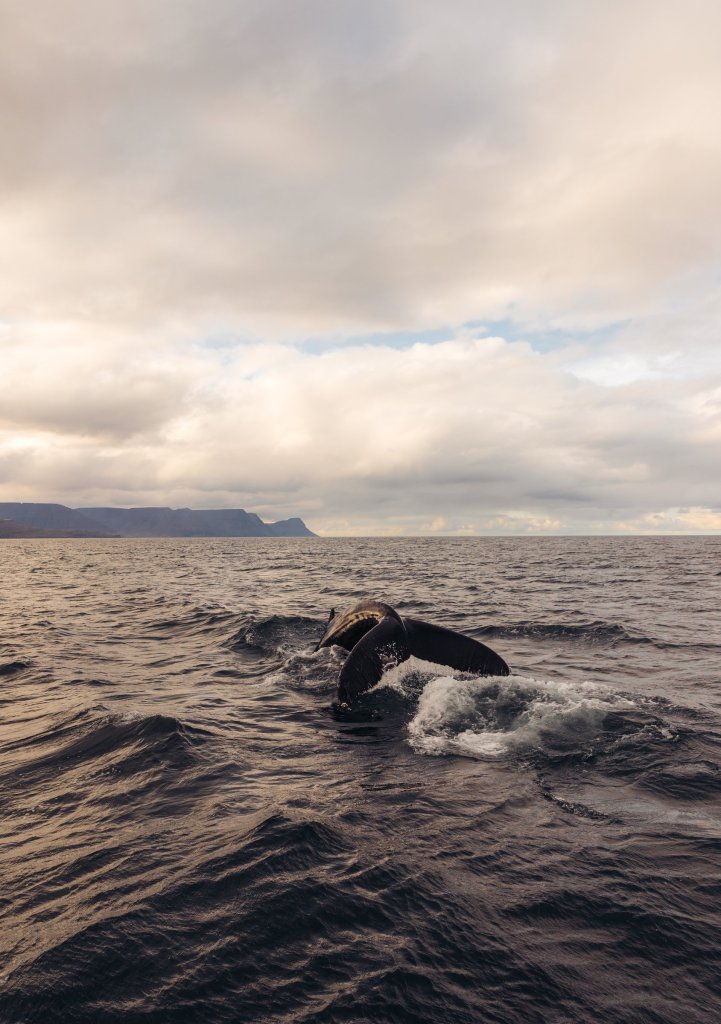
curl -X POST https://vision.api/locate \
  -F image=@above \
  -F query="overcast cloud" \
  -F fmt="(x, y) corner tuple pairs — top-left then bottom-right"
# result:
(1, 0), (720, 533)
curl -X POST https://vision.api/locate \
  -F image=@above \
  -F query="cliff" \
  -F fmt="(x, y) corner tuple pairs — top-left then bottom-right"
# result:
(0, 503), (316, 538)
(0, 517), (114, 538)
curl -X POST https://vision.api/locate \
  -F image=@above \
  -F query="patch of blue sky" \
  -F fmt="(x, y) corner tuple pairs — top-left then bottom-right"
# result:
(195, 317), (630, 357)
(196, 331), (255, 350)
(298, 318), (630, 354)
(467, 318), (631, 353)
(194, 330), (262, 373)
(297, 325), (452, 354)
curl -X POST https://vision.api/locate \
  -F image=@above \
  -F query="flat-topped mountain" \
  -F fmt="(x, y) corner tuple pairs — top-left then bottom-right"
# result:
(0, 503), (316, 538)
(0, 517), (113, 539)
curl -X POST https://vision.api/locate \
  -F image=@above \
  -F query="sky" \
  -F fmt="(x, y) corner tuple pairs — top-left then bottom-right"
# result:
(1, 0), (720, 535)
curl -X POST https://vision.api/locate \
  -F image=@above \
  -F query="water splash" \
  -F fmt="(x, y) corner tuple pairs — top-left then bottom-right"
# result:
(379, 662), (635, 757)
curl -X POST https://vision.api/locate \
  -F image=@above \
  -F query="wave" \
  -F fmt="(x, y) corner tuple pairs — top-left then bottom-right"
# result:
(368, 659), (688, 767)
(144, 605), (240, 638)
(401, 670), (634, 757)
(225, 614), (322, 655)
(638, 761), (721, 801)
(0, 659), (31, 676)
(269, 644), (346, 695)
(474, 620), (721, 653)
(474, 620), (651, 644)
(5, 711), (209, 786)
(141, 607), (325, 663)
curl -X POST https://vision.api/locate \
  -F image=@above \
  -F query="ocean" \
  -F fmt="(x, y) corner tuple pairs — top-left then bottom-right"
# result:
(1, 536), (720, 1023)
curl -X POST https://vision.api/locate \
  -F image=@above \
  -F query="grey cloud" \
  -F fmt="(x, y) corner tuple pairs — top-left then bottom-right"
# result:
(3, 1), (721, 331)
(1, 2), (721, 531)
(0, 329), (195, 439)
(0, 374), (188, 439)
(3, 334), (717, 533)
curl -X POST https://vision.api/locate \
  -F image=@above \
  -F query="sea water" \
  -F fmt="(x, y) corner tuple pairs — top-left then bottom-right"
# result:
(1, 537), (720, 1023)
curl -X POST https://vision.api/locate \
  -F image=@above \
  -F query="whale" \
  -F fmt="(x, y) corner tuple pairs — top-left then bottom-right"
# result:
(316, 599), (509, 708)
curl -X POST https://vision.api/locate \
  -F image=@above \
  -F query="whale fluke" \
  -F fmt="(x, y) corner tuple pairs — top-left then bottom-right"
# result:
(337, 616), (410, 705)
(403, 617), (509, 677)
(318, 599), (509, 707)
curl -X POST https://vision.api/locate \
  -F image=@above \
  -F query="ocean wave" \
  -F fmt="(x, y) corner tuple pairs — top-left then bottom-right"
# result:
(0, 659), (31, 676)
(638, 761), (721, 801)
(144, 605), (240, 638)
(404, 671), (632, 758)
(474, 620), (651, 644)
(141, 607), (324, 660)
(225, 614), (322, 655)
(474, 620), (721, 653)
(5, 711), (209, 785)
(269, 644), (346, 695)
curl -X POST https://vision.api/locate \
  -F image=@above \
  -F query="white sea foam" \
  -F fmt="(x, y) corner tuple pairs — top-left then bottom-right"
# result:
(377, 661), (634, 758)
(271, 644), (347, 693)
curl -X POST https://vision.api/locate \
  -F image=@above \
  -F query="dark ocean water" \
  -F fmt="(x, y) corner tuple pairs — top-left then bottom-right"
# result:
(1, 536), (720, 1024)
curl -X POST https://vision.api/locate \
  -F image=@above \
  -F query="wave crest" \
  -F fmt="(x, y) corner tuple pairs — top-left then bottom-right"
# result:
(404, 672), (633, 758)
(475, 620), (648, 644)
(226, 614), (321, 655)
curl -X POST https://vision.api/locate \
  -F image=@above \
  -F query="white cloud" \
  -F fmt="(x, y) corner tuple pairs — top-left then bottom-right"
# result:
(2, 1), (721, 333)
(0, 328), (719, 532)
(1, 1), (721, 530)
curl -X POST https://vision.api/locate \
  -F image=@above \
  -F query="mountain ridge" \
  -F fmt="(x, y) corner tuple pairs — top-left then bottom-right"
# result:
(0, 503), (316, 538)
(0, 517), (116, 539)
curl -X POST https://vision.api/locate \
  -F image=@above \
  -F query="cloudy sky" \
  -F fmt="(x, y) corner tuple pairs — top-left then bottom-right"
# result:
(1, 0), (720, 534)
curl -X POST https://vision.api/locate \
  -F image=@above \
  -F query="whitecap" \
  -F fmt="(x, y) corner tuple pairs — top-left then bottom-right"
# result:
(395, 668), (634, 758)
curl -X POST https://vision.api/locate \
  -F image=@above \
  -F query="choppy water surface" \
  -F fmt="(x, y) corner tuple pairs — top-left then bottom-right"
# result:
(1, 537), (720, 1024)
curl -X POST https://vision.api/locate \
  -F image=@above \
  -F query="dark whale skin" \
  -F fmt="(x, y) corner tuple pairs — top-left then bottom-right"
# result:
(317, 600), (509, 706)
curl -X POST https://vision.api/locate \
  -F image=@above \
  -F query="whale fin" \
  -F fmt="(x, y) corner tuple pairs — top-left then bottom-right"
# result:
(403, 617), (509, 676)
(317, 600), (398, 653)
(337, 616), (410, 705)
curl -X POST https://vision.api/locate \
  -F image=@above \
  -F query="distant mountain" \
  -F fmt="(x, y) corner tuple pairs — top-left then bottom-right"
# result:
(265, 517), (314, 537)
(0, 503), (112, 535)
(0, 503), (316, 538)
(0, 517), (114, 539)
(80, 506), (316, 537)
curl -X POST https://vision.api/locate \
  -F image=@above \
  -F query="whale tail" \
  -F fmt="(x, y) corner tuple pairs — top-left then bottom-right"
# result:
(403, 618), (510, 677)
(337, 616), (410, 706)
(316, 600), (398, 653)
(320, 599), (509, 707)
